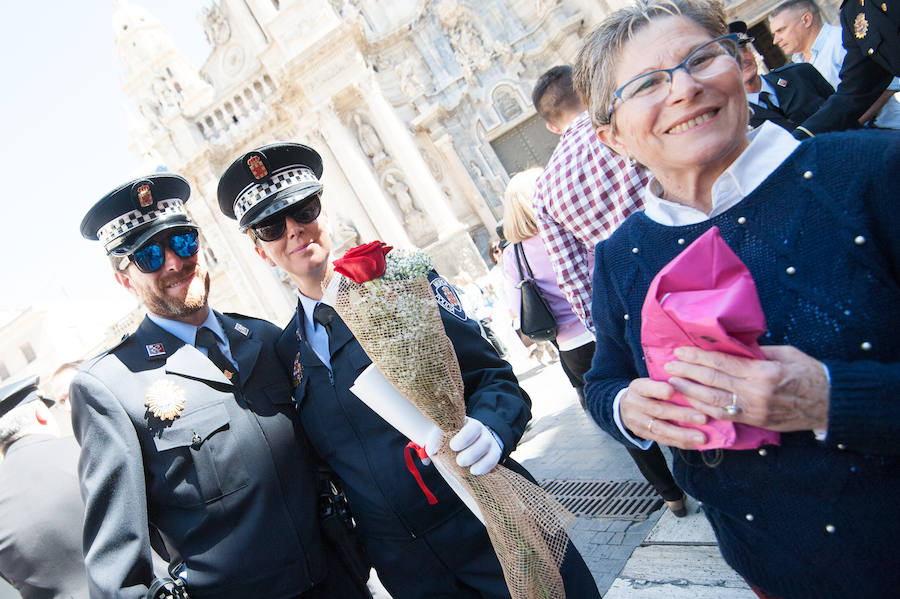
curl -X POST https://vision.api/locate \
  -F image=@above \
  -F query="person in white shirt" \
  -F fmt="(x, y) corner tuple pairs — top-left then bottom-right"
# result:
(769, 0), (900, 127)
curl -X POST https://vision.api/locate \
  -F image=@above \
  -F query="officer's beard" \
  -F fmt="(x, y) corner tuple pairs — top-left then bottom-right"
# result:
(140, 263), (211, 320)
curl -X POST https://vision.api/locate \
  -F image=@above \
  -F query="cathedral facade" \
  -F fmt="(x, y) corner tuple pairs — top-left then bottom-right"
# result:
(115, 0), (786, 324)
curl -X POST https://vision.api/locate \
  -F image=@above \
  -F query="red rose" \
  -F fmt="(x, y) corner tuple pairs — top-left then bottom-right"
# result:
(333, 241), (393, 284)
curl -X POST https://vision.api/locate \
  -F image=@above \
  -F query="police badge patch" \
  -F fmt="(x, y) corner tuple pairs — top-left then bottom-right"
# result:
(431, 276), (467, 321)
(854, 12), (869, 38)
(146, 343), (166, 358)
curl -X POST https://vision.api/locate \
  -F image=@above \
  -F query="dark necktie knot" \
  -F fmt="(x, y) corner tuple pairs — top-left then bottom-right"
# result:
(313, 303), (337, 328)
(195, 326), (236, 380)
(758, 91), (776, 110)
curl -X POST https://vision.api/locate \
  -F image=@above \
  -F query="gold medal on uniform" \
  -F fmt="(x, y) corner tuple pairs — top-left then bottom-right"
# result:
(854, 12), (869, 38)
(145, 380), (187, 421)
(292, 353), (303, 388)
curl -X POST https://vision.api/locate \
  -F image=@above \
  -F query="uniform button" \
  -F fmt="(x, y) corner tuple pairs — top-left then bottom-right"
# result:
(861, 341), (872, 351)
(632, 247), (639, 254)
(825, 524), (836, 534)
(745, 513), (754, 521)
(844, 309), (851, 316)
(850, 465), (857, 472)
(737, 216), (747, 225)
(854, 235), (866, 245)
(758, 448), (768, 456)
(786, 266), (796, 275)
(624, 313), (630, 320)
(868, 48), (874, 55)
(837, 443), (846, 450)
(803, 170), (813, 179)
(677, 238), (685, 245)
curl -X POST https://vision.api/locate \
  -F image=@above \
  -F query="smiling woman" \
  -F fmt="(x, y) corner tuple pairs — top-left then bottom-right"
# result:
(574, 1), (900, 597)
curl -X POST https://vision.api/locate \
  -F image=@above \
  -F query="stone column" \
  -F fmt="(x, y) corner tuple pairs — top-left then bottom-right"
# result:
(362, 80), (465, 239)
(317, 107), (412, 247)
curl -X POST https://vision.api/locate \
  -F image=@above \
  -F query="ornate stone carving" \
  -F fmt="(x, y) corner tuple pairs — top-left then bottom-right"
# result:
(151, 76), (182, 118)
(397, 57), (426, 100)
(331, 214), (361, 255)
(201, 5), (231, 46)
(435, 0), (502, 83)
(353, 112), (388, 166)
(493, 87), (522, 121)
(383, 170), (437, 246)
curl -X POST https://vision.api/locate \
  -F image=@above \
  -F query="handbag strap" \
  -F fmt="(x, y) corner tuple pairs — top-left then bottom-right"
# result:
(513, 243), (537, 281)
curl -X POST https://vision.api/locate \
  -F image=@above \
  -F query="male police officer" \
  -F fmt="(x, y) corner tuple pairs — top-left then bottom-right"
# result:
(0, 376), (88, 599)
(75, 175), (371, 598)
(216, 142), (600, 599)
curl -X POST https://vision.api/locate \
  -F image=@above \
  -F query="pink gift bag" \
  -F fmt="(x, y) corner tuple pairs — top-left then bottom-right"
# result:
(641, 227), (780, 450)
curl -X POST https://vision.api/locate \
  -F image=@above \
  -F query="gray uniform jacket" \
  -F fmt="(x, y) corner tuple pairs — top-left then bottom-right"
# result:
(70, 312), (325, 599)
(0, 435), (89, 599)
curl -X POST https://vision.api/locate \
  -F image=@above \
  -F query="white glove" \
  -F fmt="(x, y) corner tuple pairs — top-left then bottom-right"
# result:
(451, 417), (503, 475)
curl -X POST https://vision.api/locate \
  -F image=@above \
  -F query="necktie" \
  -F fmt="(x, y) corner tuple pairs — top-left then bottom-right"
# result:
(313, 303), (338, 336)
(758, 91), (777, 111)
(195, 327), (236, 380)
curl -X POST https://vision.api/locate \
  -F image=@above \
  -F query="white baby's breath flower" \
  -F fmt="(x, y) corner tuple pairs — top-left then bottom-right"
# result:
(383, 249), (433, 281)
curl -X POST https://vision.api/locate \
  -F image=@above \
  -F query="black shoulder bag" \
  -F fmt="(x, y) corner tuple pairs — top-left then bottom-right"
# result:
(513, 242), (558, 342)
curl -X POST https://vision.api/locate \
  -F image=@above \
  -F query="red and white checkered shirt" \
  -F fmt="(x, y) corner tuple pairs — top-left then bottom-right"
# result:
(533, 111), (649, 332)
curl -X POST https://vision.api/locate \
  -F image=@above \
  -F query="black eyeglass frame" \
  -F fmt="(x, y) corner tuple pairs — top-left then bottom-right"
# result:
(605, 33), (742, 123)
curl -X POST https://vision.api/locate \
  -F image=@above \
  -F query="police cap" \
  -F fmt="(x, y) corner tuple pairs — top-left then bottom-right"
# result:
(80, 174), (193, 256)
(728, 21), (754, 43)
(0, 375), (50, 420)
(217, 142), (323, 230)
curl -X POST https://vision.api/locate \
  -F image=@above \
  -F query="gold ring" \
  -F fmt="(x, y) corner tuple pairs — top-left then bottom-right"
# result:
(647, 418), (656, 434)
(725, 392), (741, 416)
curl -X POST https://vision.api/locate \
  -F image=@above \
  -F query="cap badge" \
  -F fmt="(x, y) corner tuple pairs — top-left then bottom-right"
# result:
(854, 12), (868, 38)
(145, 380), (186, 421)
(146, 343), (166, 358)
(292, 353), (303, 388)
(777, 78), (788, 87)
(248, 156), (268, 180)
(234, 323), (250, 336)
(137, 184), (153, 208)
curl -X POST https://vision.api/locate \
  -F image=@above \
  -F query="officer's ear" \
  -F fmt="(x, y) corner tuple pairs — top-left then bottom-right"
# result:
(253, 245), (277, 267)
(114, 268), (136, 294)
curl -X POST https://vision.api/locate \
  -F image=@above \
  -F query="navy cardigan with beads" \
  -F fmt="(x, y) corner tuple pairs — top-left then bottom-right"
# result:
(584, 129), (900, 599)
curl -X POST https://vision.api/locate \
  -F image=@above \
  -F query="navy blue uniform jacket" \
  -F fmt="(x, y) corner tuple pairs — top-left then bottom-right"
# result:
(71, 312), (325, 599)
(749, 63), (834, 130)
(276, 273), (532, 541)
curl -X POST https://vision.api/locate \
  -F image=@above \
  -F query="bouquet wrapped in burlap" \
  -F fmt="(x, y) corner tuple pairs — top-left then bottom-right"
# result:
(330, 242), (575, 599)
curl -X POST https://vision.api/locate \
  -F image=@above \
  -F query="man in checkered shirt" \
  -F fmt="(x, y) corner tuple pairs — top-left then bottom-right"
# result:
(531, 67), (687, 517)
(532, 65), (650, 333)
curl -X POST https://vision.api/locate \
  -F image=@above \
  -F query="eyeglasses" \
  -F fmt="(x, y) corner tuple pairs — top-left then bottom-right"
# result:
(606, 34), (741, 122)
(251, 195), (322, 242)
(127, 228), (200, 273)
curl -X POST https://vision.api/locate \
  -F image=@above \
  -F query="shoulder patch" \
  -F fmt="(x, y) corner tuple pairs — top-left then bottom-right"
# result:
(430, 276), (467, 321)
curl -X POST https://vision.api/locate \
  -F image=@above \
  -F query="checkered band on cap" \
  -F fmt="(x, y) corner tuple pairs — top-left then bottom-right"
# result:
(234, 166), (318, 221)
(97, 199), (188, 250)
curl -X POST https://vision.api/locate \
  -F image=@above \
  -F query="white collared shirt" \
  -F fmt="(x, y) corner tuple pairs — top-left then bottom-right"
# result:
(614, 122), (800, 448)
(148, 310), (237, 369)
(296, 290), (332, 370)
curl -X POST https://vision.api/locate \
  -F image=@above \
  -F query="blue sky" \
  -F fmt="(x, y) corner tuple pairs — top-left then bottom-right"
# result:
(0, 1), (211, 311)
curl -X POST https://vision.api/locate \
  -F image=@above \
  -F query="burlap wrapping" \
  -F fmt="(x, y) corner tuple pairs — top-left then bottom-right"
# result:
(333, 275), (575, 599)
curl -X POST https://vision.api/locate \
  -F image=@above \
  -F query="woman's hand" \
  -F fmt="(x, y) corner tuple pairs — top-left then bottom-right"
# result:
(664, 345), (830, 432)
(620, 378), (709, 449)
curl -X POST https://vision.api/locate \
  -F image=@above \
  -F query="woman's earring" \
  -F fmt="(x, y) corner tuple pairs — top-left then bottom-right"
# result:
(627, 156), (637, 167)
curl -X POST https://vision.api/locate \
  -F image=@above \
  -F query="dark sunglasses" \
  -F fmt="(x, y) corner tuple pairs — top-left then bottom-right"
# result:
(252, 195), (322, 242)
(128, 228), (200, 273)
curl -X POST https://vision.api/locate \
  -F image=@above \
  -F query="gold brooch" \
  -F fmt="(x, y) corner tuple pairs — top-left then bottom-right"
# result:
(145, 380), (187, 421)
(854, 13), (869, 38)
(292, 353), (303, 388)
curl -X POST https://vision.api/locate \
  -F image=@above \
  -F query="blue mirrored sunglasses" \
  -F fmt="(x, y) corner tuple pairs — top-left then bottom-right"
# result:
(128, 228), (200, 273)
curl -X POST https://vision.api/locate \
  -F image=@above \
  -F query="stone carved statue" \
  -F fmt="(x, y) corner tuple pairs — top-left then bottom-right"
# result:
(397, 58), (426, 100)
(383, 171), (436, 246)
(201, 5), (231, 46)
(331, 214), (361, 254)
(353, 113), (387, 165)
(151, 76), (182, 117)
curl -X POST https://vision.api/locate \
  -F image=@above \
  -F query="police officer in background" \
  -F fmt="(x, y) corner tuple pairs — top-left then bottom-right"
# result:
(794, 0), (900, 136)
(74, 175), (371, 599)
(0, 376), (88, 599)
(216, 142), (601, 598)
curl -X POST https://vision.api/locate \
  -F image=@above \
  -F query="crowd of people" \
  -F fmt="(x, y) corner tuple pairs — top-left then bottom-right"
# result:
(1, 0), (898, 597)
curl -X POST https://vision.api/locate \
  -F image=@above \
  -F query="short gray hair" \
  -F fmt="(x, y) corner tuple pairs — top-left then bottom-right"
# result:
(770, 0), (821, 22)
(573, 0), (728, 129)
